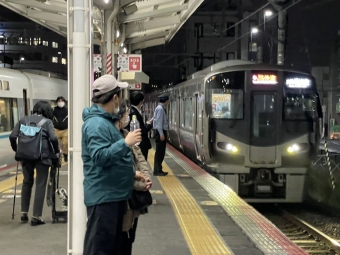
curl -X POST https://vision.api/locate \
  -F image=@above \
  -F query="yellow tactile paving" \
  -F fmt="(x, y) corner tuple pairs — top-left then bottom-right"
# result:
(148, 149), (233, 255)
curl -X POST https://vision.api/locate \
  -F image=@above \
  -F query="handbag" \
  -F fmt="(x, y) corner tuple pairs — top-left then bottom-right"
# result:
(128, 189), (152, 211)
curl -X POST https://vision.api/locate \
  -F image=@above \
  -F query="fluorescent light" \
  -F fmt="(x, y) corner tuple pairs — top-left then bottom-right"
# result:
(116, 30), (120, 38)
(265, 10), (273, 17)
(251, 28), (259, 34)
(123, 47), (127, 53)
(104, 0), (109, 3)
(120, 42), (124, 47)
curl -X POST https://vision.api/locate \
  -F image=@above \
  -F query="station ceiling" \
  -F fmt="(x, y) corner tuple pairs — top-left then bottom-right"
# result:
(0, 0), (204, 51)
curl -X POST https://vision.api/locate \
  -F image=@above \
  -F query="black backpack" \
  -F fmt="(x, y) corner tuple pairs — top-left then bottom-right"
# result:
(16, 117), (47, 160)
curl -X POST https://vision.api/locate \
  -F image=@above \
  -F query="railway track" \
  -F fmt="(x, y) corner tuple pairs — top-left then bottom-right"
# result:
(264, 206), (340, 255)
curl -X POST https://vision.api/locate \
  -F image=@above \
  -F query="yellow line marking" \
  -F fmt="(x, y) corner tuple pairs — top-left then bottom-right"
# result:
(3, 189), (21, 194)
(0, 162), (67, 193)
(148, 149), (232, 255)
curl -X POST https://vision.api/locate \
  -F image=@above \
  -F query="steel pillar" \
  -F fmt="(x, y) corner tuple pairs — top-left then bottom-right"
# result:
(67, 0), (92, 254)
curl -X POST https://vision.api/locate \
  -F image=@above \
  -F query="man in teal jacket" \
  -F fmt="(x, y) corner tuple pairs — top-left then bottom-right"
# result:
(82, 74), (142, 255)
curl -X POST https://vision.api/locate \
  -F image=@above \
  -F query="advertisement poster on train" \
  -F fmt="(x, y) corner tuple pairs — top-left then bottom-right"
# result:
(212, 93), (231, 118)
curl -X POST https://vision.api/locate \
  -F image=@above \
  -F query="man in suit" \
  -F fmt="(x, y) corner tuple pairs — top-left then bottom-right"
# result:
(128, 91), (153, 161)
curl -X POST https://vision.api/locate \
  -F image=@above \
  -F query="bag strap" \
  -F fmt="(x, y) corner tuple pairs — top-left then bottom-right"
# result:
(37, 118), (48, 127)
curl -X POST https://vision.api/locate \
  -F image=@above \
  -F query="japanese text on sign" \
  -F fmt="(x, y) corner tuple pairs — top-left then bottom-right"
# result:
(252, 74), (278, 85)
(117, 54), (142, 72)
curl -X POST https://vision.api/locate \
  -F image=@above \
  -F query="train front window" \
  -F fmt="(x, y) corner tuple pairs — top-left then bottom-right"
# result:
(284, 94), (316, 120)
(206, 71), (244, 119)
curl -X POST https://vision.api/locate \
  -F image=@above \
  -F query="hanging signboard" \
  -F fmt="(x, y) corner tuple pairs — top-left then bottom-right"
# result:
(93, 54), (102, 72)
(117, 54), (142, 72)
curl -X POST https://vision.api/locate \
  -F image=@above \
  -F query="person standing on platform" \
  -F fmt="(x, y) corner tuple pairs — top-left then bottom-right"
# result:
(81, 74), (143, 255)
(129, 91), (153, 161)
(152, 93), (170, 176)
(53, 96), (68, 162)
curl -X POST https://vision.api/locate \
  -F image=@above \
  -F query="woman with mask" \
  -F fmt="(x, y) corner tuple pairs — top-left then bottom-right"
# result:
(53, 96), (68, 162)
(116, 99), (153, 255)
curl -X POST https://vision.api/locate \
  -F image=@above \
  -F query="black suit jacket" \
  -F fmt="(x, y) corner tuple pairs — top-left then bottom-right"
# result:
(128, 106), (152, 151)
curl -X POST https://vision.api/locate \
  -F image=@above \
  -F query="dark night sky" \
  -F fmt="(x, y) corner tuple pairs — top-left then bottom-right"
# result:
(285, 0), (340, 70)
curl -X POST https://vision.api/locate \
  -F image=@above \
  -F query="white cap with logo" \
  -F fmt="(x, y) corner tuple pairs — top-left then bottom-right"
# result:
(92, 74), (129, 97)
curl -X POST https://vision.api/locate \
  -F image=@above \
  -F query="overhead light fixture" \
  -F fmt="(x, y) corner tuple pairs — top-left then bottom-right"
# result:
(20, 57), (25, 61)
(116, 30), (120, 38)
(123, 47), (127, 53)
(264, 10), (273, 17)
(104, 0), (109, 3)
(251, 28), (259, 34)
(123, 4), (138, 15)
(120, 42), (124, 47)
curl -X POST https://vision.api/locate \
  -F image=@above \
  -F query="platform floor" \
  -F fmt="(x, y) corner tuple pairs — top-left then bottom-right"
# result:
(0, 144), (305, 255)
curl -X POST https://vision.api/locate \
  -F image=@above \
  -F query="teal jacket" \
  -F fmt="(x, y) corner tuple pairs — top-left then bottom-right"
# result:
(82, 104), (135, 206)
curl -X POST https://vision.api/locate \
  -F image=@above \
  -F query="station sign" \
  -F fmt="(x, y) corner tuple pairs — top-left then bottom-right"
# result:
(117, 54), (142, 72)
(128, 83), (142, 90)
(252, 74), (278, 85)
(285, 78), (311, 88)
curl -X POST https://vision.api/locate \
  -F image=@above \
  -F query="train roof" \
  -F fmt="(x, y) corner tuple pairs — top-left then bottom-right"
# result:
(187, 60), (311, 80)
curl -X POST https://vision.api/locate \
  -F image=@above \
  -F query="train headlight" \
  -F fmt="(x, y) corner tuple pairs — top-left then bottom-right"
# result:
(226, 143), (238, 153)
(287, 143), (309, 154)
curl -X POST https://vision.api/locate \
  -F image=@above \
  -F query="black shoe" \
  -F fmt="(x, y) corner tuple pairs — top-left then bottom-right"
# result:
(31, 218), (46, 226)
(64, 154), (68, 162)
(154, 172), (168, 176)
(21, 213), (28, 223)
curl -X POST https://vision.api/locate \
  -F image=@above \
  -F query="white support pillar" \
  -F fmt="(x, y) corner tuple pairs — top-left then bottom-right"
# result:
(67, 0), (92, 254)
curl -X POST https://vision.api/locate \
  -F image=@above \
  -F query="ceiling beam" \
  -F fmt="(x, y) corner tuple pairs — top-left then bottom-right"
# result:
(126, 31), (169, 44)
(5, 0), (66, 13)
(27, 10), (67, 25)
(126, 16), (180, 36)
(131, 37), (166, 51)
(135, 0), (179, 9)
(119, 4), (188, 23)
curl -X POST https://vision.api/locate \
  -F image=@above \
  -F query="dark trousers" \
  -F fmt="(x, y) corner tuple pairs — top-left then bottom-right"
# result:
(139, 146), (149, 161)
(119, 217), (139, 255)
(83, 201), (127, 255)
(154, 130), (167, 173)
(21, 161), (49, 217)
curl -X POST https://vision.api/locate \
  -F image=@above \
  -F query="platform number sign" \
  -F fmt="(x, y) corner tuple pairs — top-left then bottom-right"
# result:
(118, 54), (142, 72)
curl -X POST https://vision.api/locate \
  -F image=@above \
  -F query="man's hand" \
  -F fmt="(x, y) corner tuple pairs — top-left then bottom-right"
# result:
(125, 129), (142, 146)
(144, 179), (152, 191)
(135, 171), (145, 182)
(160, 135), (165, 141)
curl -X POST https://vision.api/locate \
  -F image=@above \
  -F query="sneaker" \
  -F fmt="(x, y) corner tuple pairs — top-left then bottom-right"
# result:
(31, 217), (45, 226)
(21, 213), (28, 223)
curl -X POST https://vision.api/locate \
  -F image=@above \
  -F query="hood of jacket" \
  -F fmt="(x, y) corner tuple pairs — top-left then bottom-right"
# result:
(82, 104), (119, 123)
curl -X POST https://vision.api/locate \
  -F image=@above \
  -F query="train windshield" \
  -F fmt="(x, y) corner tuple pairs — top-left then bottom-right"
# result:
(283, 72), (320, 120)
(206, 71), (244, 119)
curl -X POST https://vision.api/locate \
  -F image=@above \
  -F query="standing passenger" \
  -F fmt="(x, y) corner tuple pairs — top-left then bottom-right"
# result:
(9, 101), (60, 226)
(82, 75), (143, 255)
(129, 91), (153, 160)
(53, 96), (68, 162)
(153, 93), (170, 176)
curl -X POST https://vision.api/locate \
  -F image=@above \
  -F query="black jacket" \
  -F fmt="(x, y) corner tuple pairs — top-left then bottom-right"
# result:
(9, 115), (59, 165)
(53, 106), (68, 130)
(128, 106), (152, 151)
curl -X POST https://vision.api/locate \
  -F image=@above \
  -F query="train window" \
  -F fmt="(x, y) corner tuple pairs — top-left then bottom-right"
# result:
(252, 93), (276, 138)
(206, 71), (244, 119)
(171, 99), (176, 125)
(184, 98), (192, 129)
(3, 81), (9, 90)
(0, 98), (17, 133)
(284, 94), (316, 120)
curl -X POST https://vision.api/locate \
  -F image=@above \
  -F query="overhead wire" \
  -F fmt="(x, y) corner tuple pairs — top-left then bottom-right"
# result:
(216, 0), (304, 53)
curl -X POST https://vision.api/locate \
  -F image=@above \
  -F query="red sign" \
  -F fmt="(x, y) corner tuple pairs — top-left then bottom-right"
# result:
(129, 83), (142, 90)
(129, 56), (141, 71)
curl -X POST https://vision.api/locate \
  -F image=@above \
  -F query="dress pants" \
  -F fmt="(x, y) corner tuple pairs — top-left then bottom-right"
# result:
(154, 130), (167, 174)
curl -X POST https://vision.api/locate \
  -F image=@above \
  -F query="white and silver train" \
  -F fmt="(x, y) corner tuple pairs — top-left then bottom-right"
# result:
(144, 60), (323, 203)
(0, 68), (67, 172)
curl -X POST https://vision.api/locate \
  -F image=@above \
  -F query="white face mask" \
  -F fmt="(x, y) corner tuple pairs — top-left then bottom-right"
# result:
(120, 115), (130, 128)
(57, 102), (65, 108)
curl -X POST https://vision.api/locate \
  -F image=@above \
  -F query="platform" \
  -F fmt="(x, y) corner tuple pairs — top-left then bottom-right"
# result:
(0, 145), (308, 255)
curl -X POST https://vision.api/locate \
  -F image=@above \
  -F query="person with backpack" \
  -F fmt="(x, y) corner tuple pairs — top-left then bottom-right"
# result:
(53, 96), (68, 162)
(9, 101), (60, 226)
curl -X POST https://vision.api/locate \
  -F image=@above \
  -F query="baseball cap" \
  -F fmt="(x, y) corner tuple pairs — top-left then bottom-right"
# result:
(92, 74), (129, 96)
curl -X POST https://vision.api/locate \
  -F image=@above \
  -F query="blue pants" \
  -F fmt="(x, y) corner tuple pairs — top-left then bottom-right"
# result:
(83, 201), (127, 255)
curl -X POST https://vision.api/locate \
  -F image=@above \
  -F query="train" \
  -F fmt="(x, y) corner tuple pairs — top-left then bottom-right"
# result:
(144, 60), (323, 203)
(0, 68), (67, 173)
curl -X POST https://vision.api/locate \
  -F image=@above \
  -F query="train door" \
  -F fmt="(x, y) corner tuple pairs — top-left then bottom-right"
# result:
(23, 89), (29, 116)
(193, 93), (202, 161)
(249, 92), (278, 164)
